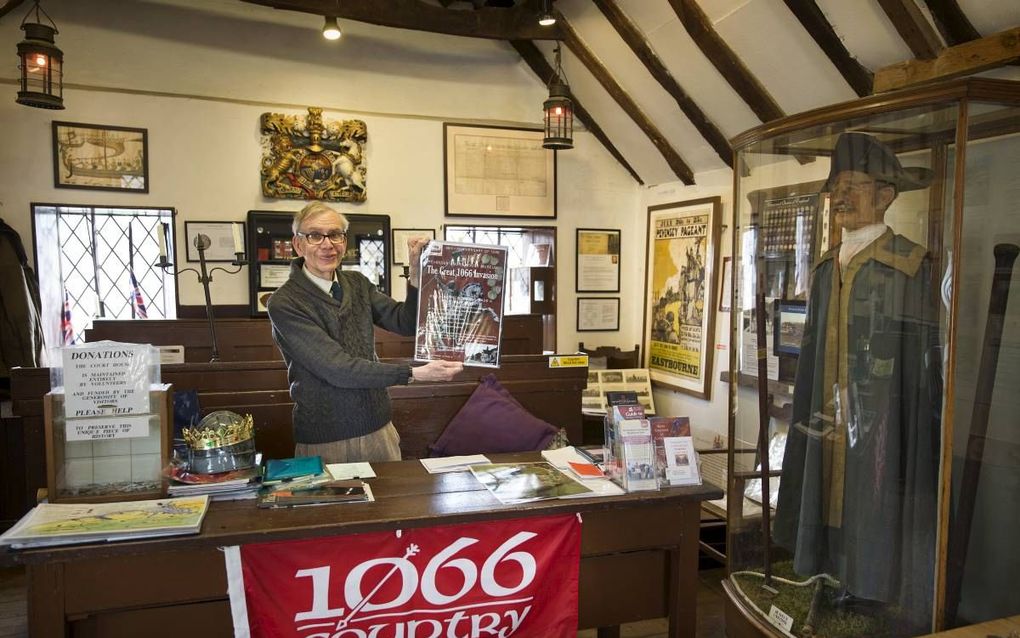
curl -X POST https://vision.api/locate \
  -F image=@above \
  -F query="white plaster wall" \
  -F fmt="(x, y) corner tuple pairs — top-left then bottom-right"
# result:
(0, 0), (640, 353)
(641, 167), (735, 442)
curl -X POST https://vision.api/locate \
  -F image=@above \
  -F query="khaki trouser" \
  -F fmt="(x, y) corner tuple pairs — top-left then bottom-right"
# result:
(294, 422), (402, 464)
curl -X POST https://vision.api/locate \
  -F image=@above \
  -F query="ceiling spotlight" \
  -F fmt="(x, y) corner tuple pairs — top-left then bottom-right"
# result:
(322, 16), (341, 40)
(538, 0), (556, 26)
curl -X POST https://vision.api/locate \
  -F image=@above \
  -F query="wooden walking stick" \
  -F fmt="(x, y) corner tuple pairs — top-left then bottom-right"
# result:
(945, 242), (1019, 625)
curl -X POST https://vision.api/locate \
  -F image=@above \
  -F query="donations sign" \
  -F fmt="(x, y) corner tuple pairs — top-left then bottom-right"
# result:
(225, 514), (580, 638)
(62, 342), (151, 417)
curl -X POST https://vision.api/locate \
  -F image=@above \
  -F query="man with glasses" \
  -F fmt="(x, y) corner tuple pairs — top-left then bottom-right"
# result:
(774, 133), (942, 628)
(268, 201), (462, 464)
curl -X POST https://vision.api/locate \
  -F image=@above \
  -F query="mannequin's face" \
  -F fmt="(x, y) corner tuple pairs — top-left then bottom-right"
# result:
(830, 170), (896, 232)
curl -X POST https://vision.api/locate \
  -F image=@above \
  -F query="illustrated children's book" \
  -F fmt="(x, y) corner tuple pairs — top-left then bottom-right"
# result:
(0, 495), (210, 549)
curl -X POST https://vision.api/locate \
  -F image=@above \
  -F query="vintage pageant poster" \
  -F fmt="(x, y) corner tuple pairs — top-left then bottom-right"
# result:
(415, 241), (507, 367)
(644, 198), (720, 399)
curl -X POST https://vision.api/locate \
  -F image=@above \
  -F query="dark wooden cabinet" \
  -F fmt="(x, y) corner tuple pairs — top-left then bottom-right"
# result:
(247, 210), (392, 316)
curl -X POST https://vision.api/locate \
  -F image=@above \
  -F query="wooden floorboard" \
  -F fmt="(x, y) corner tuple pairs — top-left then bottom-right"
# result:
(0, 566), (26, 638)
(0, 564), (726, 638)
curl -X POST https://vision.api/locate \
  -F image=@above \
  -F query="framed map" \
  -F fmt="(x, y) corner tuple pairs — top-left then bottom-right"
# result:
(443, 124), (556, 218)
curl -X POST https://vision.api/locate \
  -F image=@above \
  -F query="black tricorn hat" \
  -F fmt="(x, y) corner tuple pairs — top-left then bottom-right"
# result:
(824, 132), (933, 193)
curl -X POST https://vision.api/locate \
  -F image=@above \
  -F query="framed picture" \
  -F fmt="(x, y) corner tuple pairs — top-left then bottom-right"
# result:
(259, 264), (290, 288)
(256, 291), (274, 313)
(184, 221), (245, 263)
(52, 121), (149, 192)
(391, 228), (436, 265)
(642, 197), (722, 400)
(576, 228), (621, 293)
(443, 123), (556, 218)
(719, 257), (733, 312)
(773, 299), (807, 356)
(577, 297), (620, 332)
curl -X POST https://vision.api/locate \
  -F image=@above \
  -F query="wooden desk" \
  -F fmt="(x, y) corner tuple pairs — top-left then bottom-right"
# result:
(2, 453), (721, 638)
(3, 355), (586, 528)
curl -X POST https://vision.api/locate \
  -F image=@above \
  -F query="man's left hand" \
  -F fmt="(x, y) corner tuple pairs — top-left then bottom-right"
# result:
(407, 237), (431, 287)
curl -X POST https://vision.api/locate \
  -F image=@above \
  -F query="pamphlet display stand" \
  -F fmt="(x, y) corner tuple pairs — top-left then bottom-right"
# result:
(43, 387), (173, 504)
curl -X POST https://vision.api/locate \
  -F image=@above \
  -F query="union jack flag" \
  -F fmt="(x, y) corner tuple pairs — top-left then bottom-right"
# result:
(61, 291), (75, 346)
(130, 271), (148, 319)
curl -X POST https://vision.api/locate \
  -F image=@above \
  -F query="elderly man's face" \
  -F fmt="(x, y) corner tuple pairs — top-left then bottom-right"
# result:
(830, 170), (896, 232)
(294, 210), (347, 280)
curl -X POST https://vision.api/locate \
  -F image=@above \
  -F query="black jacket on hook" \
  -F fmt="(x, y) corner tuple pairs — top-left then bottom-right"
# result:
(0, 218), (45, 398)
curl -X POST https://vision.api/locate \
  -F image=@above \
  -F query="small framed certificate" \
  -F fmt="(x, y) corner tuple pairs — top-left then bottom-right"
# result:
(259, 264), (291, 288)
(392, 228), (436, 265)
(576, 228), (621, 292)
(577, 297), (620, 332)
(184, 221), (245, 263)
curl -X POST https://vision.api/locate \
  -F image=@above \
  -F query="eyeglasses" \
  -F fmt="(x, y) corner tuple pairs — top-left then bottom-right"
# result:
(297, 230), (348, 245)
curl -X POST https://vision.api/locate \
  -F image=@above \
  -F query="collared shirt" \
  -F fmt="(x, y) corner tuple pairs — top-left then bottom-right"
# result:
(302, 266), (335, 295)
(839, 223), (887, 272)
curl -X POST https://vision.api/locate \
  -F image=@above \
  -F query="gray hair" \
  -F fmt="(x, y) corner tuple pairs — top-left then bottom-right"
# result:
(292, 201), (349, 234)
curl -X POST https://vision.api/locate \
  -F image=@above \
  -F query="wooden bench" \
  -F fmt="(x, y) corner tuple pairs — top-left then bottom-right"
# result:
(85, 315), (546, 362)
(696, 432), (785, 568)
(1, 354), (585, 529)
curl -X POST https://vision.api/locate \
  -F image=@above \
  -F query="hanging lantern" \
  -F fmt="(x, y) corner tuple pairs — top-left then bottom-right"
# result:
(16, 1), (64, 110)
(542, 44), (572, 150)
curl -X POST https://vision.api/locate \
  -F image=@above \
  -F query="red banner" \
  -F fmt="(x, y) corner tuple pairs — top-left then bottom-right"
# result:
(225, 514), (580, 638)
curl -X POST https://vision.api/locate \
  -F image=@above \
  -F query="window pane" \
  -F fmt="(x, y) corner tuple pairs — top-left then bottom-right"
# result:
(34, 205), (176, 348)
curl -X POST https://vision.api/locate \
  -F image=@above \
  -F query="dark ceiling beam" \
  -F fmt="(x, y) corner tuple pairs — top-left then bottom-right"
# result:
(922, 0), (981, 46)
(511, 40), (643, 185)
(241, 0), (563, 40)
(781, 0), (873, 97)
(874, 25), (1020, 92)
(0, 0), (27, 19)
(876, 0), (944, 59)
(666, 0), (784, 123)
(560, 18), (695, 184)
(593, 0), (732, 168)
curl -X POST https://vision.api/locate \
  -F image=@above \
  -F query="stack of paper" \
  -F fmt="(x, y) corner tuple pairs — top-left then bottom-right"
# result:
(540, 447), (624, 497)
(420, 455), (491, 474)
(257, 481), (374, 509)
(168, 466), (260, 501)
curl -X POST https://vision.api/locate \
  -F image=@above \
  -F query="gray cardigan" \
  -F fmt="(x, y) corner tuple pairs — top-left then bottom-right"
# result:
(266, 259), (416, 444)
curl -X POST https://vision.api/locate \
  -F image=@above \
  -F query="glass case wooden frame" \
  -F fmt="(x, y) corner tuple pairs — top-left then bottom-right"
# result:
(725, 78), (1020, 638)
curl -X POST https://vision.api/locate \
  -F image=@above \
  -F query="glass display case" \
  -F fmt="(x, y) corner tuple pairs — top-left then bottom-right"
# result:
(724, 78), (1020, 637)
(247, 210), (391, 316)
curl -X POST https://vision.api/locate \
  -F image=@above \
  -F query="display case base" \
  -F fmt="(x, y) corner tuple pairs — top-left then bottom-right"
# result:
(723, 578), (785, 638)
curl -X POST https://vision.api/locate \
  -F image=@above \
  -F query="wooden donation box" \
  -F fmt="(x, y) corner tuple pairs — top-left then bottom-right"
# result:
(43, 343), (171, 504)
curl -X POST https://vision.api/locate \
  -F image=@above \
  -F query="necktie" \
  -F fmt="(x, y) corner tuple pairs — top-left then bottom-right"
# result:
(330, 281), (343, 303)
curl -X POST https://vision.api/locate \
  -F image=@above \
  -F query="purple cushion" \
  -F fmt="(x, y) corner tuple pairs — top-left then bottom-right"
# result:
(429, 374), (558, 457)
